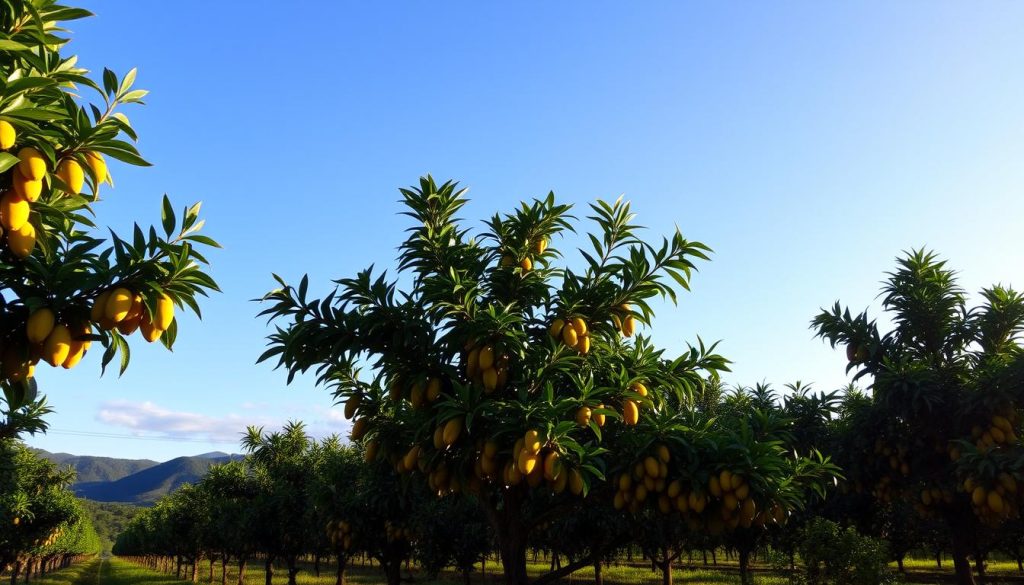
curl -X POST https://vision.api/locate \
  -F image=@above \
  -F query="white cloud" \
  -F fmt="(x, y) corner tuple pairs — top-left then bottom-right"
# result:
(95, 400), (352, 446)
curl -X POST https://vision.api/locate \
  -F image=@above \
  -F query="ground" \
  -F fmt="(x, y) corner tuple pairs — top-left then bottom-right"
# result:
(23, 555), (1024, 585)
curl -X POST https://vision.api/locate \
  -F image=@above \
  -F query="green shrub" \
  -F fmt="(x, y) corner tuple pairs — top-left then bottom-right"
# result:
(796, 518), (898, 585)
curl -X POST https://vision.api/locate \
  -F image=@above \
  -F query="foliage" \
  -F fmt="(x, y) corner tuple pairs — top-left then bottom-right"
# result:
(813, 250), (1024, 583)
(0, 439), (100, 570)
(796, 517), (896, 585)
(258, 177), (840, 585)
(0, 0), (219, 438)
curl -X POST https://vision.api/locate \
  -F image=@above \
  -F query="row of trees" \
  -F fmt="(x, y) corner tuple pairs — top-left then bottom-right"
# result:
(114, 379), (842, 585)
(1, 439), (100, 582)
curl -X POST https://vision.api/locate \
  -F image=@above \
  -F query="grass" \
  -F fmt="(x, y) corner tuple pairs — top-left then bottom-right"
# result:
(20, 554), (1024, 585)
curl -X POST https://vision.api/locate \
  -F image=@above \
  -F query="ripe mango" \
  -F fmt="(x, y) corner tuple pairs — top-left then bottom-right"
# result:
(533, 237), (547, 255)
(571, 317), (587, 337)
(593, 404), (606, 426)
(7, 220), (34, 258)
(442, 416), (463, 446)
(622, 315), (636, 337)
(482, 367), (498, 392)
(519, 257), (532, 271)
(517, 450), (538, 475)
(42, 324), (72, 367)
(548, 318), (565, 339)
(719, 470), (733, 492)
(155, 293), (174, 330)
(12, 167), (42, 202)
(623, 399), (639, 425)
(0, 120), (15, 150)
(27, 308), (56, 344)
(576, 335), (590, 354)
(575, 406), (591, 427)
(561, 325), (578, 347)
(644, 456), (659, 478)
(0, 191), (30, 231)
(523, 429), (541, 454)
(139, 316), (161, 342)
(632, 382), (648, 397)
(17, 147), (46, 180)
(478, 345), (495, 370)
(426, 377), (442, 401)
(657, 444), (670, 463)
(350, 418), (368, 441)
(56, 159), (84, 194)
(344, 394), (361, 420)
(85, 152), (108, 184)
(105, 287), (134, 322)
(568, 469), (584, 495)
(117, 313), (141, 335)
(543, 451), (561, 481)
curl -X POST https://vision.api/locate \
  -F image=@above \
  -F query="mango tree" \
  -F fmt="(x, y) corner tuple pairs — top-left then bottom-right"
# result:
(0, 0), (219, 438)
(813, 250), (1024, 585)
(241, 422), (320, 585)
(258, 177), (841, 585)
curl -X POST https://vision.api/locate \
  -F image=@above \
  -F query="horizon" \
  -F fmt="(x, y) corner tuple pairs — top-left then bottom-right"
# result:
(22, 0), (1024, 460)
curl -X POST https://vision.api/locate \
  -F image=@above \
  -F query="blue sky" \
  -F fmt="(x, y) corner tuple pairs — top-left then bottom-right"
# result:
(24, 2), (1024, 461)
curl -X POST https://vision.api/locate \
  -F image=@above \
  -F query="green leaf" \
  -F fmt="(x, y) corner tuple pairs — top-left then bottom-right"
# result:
(0, 153), (18, 173)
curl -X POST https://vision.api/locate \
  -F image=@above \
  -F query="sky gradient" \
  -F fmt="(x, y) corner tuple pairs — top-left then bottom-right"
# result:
(25, 1), (1024, 461)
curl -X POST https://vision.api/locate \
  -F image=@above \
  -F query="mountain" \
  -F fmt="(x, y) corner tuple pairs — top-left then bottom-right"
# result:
(33, 449), (157, 483)
(35, 449), (242, 505)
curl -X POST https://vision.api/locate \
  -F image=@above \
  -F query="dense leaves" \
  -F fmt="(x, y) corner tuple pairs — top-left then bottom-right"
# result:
(0, 0), (219, 438)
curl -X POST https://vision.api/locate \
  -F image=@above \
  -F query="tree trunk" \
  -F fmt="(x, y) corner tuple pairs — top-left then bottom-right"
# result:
(384, 558), (402, 585)
(594, 560), (603, 585)
(950, 527), (976, 585)
(739, 548), (750, 585)
(314, 555), (320, 578)
(192, 559), (199, 583)
(264, 557), (274, 585)
(238, 558), (247, 585)
(897, 557), (904, 573)
(702, 550), (707, 566)
(286, 556), (299, 585)
(177, 556), (184, 580)
(1017, 557), (1023, 572)
(974, 551), (986, 584)
(659, 558), (672, 585)
(10, 560), (20, 585)
(334, 555), (346, 585)
(937, 551), (943, 569)
(210, 558), (215, 582)
(711, 549), (717, 566)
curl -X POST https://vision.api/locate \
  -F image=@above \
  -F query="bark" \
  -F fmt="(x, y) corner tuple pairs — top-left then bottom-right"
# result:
(974, 551), (986, 584)
(210, 558), (215, 582)
(950, 526), (976, 585)
(191, 558), (199, 583)
(594, 560), (603, 585)
(739, 548), (752, 585)
(314, 555), (320, 578)
(177, 556), (184, 580)
(383, 557), (402, 585)
(264, 557), (274, 585)
(286, 556), (299, 585)
(896, 557), (904, 573)
(238, 558), (247, 585)
(221, 554), (228, 585)
(334, 555), (346, 585)
(1017, 558), (1023, 572)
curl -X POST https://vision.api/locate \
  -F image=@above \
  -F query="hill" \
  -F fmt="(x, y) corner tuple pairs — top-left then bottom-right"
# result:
(35, 448), (243, 505)
(73, 453), (243, 505)
(34, 449), (157, 483)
